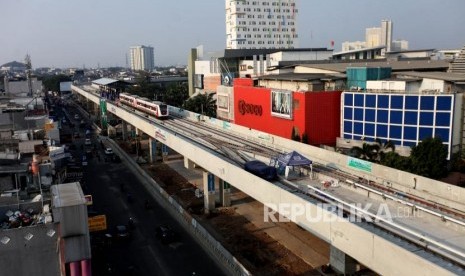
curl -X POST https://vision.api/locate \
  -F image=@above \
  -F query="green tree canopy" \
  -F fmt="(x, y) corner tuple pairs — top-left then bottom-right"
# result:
(380, 151), (411, 171)
(126, 73), (159, 99)
(184, 93), (216, 117)
(409, 137), (448, 179)
(41, 74), (72, 92)
(350, 139), (396, 162)
(164, 83), (188, 107)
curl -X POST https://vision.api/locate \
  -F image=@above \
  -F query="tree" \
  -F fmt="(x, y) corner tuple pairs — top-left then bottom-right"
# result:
(410, 137), (448, 179)
(349, 143), (377, 161)
(41, 74), (72, 92)
(291, 127), (300, 141)
(164, 83), (188, 107)
(350, 139), (396, 162)
(380, 151), (411, 171)
(301, 133), (309, 144)
(372, 138), (396, 161)
(184, 93), (216, 117)
(126, 74), (158, 99)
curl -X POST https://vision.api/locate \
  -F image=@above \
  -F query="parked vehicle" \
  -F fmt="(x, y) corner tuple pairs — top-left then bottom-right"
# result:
(104, 148), (113, 155)
(106, 225), (130, 241)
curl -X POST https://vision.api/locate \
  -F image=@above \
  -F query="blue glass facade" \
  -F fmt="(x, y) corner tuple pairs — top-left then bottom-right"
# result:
(342, 92), (454, 152)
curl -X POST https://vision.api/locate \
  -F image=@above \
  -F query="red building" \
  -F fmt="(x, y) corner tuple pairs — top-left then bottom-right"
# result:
(233, 77), (342, 146)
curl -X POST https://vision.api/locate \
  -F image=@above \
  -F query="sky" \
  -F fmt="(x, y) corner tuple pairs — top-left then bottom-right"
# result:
(1, 0), (464, 68)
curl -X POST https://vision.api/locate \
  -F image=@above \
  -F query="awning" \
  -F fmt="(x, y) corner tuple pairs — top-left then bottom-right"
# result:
(277, 151), (312, 166)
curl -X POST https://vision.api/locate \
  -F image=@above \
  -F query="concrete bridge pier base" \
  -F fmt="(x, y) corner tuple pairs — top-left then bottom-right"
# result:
(330, 245), (357, 275)
(93, 103), (99, 118)
(218, 179), (231, 207)
(149, 138), (157, 163)
(203, 171), (216, 214)
(122, 121), (128, 140)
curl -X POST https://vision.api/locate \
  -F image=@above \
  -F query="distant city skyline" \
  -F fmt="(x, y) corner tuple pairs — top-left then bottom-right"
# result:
(1, 0), (464, 68)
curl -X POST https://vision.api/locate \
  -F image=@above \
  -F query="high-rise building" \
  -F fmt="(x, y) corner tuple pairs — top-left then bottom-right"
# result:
(364, 20), (393, 51)
(380, 19), (393, 52)
(225, 0), (298, 49)
(129, 45), (155, 71)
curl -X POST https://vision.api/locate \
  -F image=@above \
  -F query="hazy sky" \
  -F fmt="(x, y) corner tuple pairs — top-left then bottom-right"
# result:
(2, 0), (464, 68)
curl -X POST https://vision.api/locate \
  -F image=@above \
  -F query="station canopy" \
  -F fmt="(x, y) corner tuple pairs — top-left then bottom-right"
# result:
(277, 151), (312, 167)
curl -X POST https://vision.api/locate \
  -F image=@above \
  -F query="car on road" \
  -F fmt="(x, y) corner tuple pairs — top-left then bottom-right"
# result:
(115, 225), (130, 239)
(73, 132), (80, 138)
(74, 114), (80, 120)
(104, 148), (113, 155)
(85, 138), (92, 146)
(155, 225), (177, 244)
(105, 225), (130, 241)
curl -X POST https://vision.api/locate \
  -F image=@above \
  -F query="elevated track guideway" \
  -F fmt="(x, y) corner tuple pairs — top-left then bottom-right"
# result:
(72, 85), (465, 275)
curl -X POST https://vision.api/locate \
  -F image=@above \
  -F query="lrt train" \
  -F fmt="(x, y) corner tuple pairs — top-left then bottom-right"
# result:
(119, 93), (169, 119)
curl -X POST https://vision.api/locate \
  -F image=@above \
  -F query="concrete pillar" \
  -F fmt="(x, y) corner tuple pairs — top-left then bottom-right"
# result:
(122, 121), (128, 140)
(218, 178), (231, 207)
(69, 262), (81, 276)
(93, 103), (99, 117)
(149, 138), (157, 163)
(161, 144), (169, 161)
(330, 245), (357, 275)
(184, 156), (195, 170)
(202, 171), (216, 214)
(81, 259), (91, 276)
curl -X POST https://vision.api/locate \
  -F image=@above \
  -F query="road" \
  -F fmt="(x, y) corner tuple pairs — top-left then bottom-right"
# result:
(64, 104), (225, 276)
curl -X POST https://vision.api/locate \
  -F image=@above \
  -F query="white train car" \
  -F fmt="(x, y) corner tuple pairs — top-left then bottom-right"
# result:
(119, 93), (169, 119)
(119, 93), (138, 108)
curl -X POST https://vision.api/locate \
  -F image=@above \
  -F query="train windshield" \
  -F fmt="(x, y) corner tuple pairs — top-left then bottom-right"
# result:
(159, 105), (168, 115)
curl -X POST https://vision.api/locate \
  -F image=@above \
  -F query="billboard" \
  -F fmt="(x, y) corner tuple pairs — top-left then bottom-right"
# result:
(99, 98), (108, 129)
(271, 89), (292, 119)
(217, 94), (230, 112)
(88, 215), (107, 232)
(194, 74), (204, 89)
(347, 157), (372, 173)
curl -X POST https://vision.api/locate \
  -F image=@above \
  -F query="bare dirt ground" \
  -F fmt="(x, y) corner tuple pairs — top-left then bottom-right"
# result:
(143, 162), (320, 276)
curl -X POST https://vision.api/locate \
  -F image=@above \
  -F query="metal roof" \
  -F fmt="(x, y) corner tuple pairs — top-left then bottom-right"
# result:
(294, 59), (450, 73)
(91, 78), (119, 86)
(387, 48), (435, 54)
(51, 182), (86, 208)
(333, 45), (385, 56)
(393, 71), (465, 82)
(257, 73), (346, 81)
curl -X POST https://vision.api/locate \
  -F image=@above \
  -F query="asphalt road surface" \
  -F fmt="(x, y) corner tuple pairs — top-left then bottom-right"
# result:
(67, 106), (225, 276)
